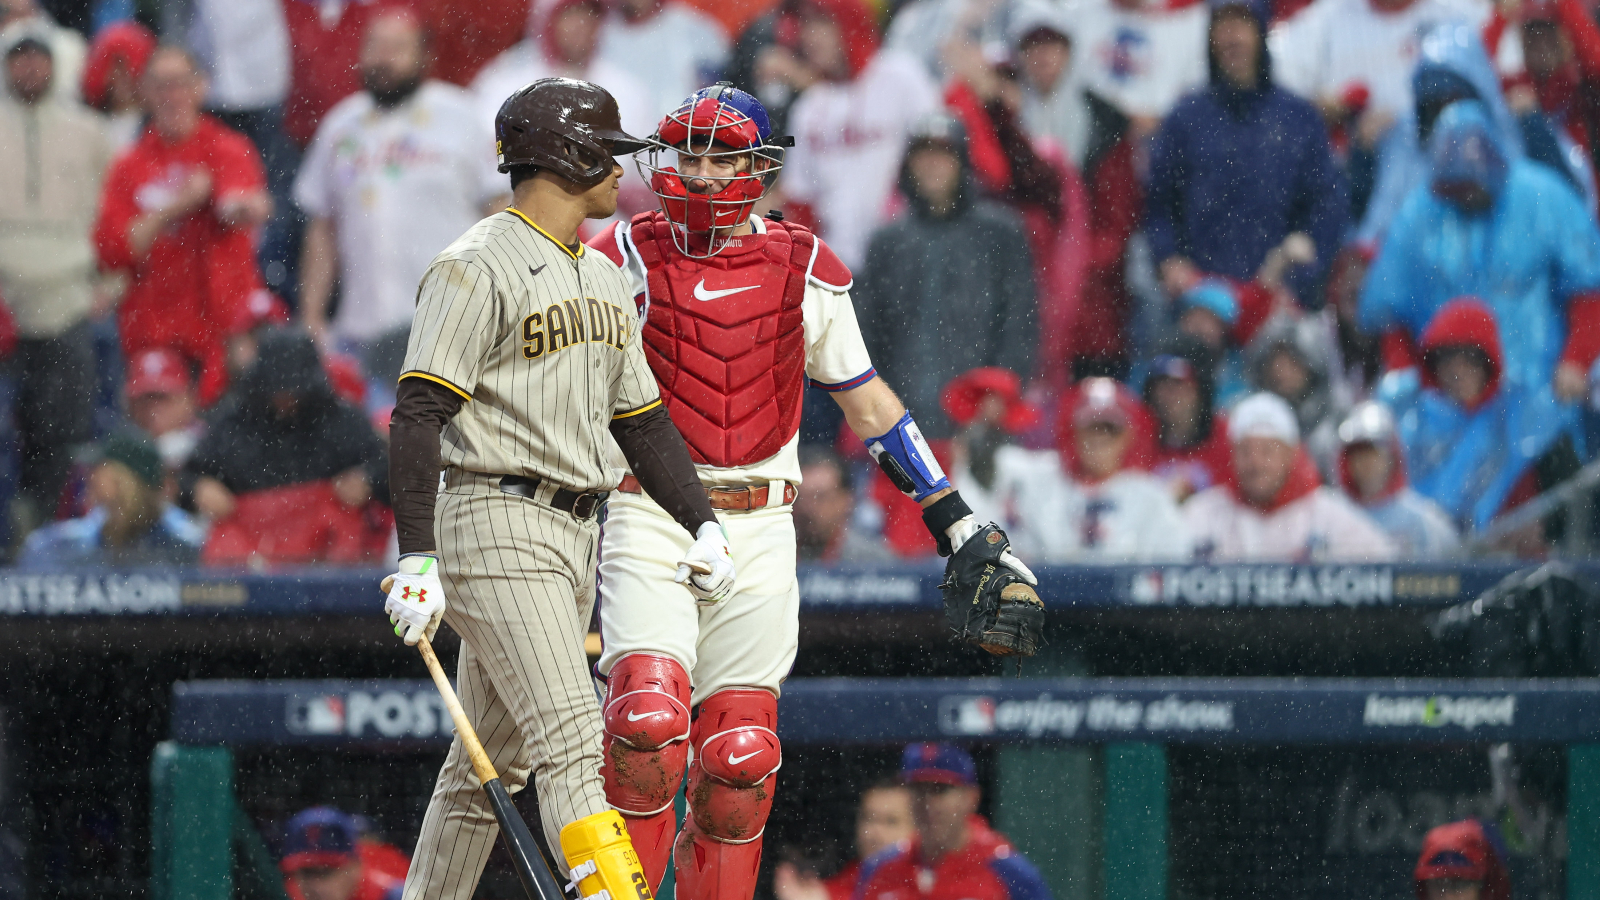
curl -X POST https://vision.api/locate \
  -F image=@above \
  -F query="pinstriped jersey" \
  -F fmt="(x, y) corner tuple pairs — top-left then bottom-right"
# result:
(401, 208), (661, 492)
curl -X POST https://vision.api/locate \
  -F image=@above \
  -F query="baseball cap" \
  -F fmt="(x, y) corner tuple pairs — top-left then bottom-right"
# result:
(1147, 355), (1197, 385)
(906, 112), (965, 155)
(1336, 400), (1397, 448)
(125, 348), (192, 399)
(1071, 377), (1131, 430)
(901, 743), (976, 786)
(281, 807), (360, 873)
(941, 367), (1040, 434)
(1179, 280), (1239, 327)
(82, 429), (164, 489)
(1228, 392), (1300, 446)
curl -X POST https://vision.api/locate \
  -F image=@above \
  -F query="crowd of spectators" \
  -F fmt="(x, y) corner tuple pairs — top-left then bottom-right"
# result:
(5, 0), (1600, 567)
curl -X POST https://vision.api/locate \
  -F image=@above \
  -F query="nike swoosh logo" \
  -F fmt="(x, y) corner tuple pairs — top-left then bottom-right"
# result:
(692, 279), (759, 302)
(728, 750), (762, 766)
(529, 264), (547, 277)
(625, 710), (657, 722)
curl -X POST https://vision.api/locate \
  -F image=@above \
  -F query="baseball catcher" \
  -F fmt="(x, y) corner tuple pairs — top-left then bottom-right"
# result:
(587, 83), (1041, 900)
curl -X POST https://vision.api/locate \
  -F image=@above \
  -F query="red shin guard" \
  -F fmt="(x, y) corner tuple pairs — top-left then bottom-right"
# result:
(600, 654), (693, 890)
(672, 689), (780, 900)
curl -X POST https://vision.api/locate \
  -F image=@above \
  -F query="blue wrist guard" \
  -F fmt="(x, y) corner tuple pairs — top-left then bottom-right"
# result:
(865, 413), (950, 502)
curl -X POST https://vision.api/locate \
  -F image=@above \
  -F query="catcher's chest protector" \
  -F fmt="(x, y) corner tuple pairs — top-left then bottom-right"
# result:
(629, 213), (810, 468)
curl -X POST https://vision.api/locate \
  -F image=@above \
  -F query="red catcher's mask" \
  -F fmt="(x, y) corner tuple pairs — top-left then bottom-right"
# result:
(636, 95), (785, 257)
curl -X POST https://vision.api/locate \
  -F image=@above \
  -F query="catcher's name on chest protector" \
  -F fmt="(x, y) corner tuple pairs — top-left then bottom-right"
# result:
(626, 213), (817, 468)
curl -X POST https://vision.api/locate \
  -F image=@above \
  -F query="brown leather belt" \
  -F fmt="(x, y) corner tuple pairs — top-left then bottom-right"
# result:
(617, 474), (797, 510)
(499, 474), (608, 520)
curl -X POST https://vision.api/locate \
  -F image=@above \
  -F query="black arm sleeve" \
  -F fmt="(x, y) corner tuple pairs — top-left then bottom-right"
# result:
(390, 377), (465, 555)
(610, 405), (717, 536)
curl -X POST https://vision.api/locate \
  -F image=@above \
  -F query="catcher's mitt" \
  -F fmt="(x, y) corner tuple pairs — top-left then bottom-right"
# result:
(940, 524), (1044, 657)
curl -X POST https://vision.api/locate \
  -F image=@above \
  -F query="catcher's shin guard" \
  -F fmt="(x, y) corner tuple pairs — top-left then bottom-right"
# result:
(600, 654), (693, 889)
(673, 689), (780, 900)
(561, 810), (655, 900)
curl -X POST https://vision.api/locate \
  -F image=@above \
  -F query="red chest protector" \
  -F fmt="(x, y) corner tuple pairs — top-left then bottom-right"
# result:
(623, 212), (814, 468)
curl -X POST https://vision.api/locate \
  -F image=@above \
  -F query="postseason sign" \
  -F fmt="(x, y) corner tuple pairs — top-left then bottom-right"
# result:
(171, 678), (1600, 747)
(1120, 565), (1492, 609)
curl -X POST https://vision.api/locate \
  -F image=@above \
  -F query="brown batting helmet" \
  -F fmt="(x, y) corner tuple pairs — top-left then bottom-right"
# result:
(495, 77), (647, 187)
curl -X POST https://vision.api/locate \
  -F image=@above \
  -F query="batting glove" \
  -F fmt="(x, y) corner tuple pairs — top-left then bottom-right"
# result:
(946, 516), (1038, 585)
(676, 521), (736, 606)
(382, 553), (447, 645)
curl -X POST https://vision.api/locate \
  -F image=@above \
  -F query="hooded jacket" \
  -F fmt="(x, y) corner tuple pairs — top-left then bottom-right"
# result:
(80, 21), (155, 112)
(1413, 820), (1512, 900)
(1139, 336), (1236, 497)
(724, 0), (882, 136)
(1245, 312), (1349, 477)
(1359, 21), (1595, 246)
(1361, 99), (1600, 394)
(854, 125), (1038, 439)
(1380, 296), (1572, 531)
(1144, 0), (1349, 307)
(186, 330), (389, 499)
(1336, 417), (1461, 558)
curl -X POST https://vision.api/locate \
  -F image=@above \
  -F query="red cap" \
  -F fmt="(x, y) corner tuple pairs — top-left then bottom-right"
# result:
(1070, 377), (1132, 430)
(941, 367), (1040, 434)
(125, 348), (192, 399)
(323, 353), (367, 408)
(230, 289), (291, 334)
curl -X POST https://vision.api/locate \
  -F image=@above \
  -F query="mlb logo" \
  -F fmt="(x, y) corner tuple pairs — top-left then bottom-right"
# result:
(939, 696), (996, 736)
(1130, 570), (1164, 605)
(287, 695), (346, 735)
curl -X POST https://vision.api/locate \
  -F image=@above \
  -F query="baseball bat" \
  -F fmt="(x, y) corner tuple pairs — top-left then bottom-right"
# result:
(416, 635), (569, 900)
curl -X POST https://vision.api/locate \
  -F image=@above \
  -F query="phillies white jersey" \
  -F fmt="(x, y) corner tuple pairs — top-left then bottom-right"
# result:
(780, 50), (942, 269)
(1269, 0), (1490, 120)
(294, 81), (504, 342)
(1182, 484), (1398, 563)
(956, 447), (1193, 564)
(598, 3), (730, 125)
(1066, 0), (1210, 120)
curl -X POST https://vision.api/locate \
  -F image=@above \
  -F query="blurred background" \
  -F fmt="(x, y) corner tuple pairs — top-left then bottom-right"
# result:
(5, 0), (1600, 896)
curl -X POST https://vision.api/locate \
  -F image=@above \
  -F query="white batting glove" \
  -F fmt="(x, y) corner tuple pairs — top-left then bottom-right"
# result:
(676, 521), (735, 606)
(947, 516), (1038, 585)
(382, 553), (447, 645)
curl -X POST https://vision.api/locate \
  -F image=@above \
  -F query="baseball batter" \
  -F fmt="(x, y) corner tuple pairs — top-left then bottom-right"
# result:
(587, 85), (1040, 900)
(381, 78), (735, 900)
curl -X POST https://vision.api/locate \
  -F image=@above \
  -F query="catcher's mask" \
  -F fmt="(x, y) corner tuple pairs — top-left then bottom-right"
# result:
(634, 83), (793, 258)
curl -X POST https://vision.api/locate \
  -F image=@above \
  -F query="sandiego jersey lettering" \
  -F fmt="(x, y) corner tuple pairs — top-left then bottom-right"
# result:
(400, 209), (660, 493)
(521, 297), (633, 358)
